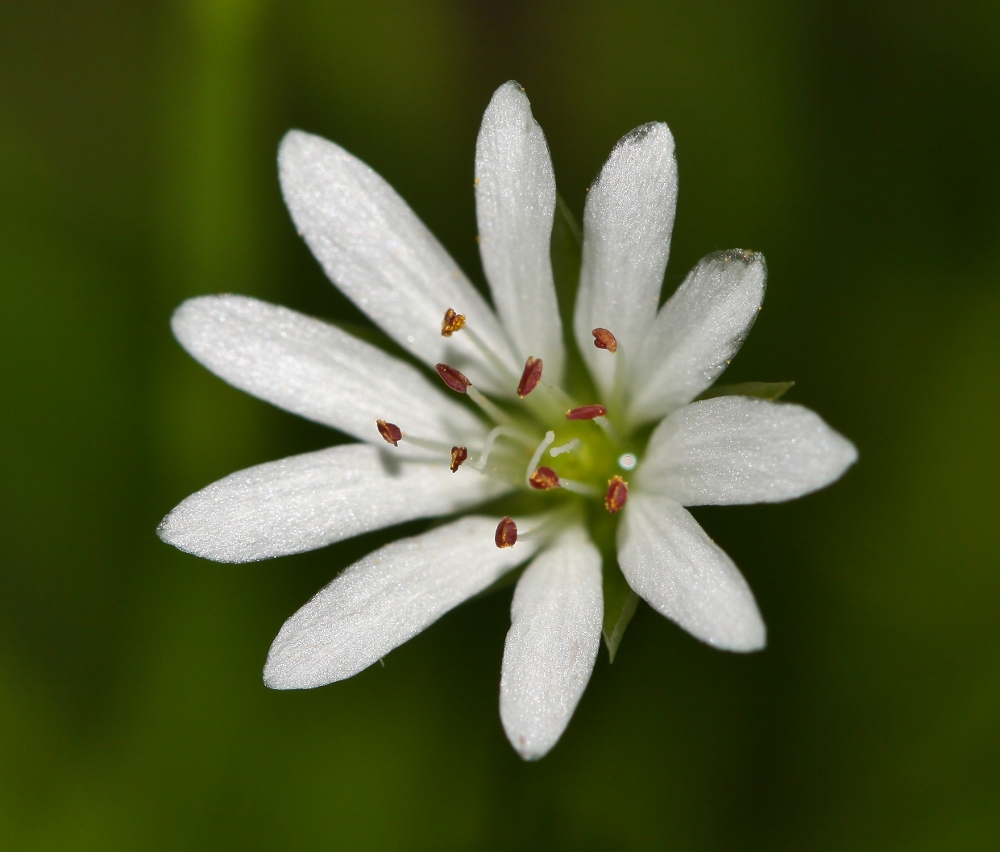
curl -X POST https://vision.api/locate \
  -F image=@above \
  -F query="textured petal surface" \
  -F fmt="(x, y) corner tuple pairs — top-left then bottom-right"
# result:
(263, 514), (544, 688)
(279, 130), (519, 395)
(157, 444), (506, 562)
(639, 396), (858, 506)
(628, 250), (767, 424)
(500, 525), (602, 760)
(475, 81), (563, 379)
(618, 494), (765, 651)
(574, 122), (677, 397)
(172, 295), (487, 455)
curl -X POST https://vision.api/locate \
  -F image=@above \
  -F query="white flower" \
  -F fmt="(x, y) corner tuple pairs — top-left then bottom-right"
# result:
(158, 81), (856, 760)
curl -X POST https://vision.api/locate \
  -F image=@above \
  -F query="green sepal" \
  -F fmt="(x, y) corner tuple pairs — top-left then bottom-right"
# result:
(550, 193), (595, 399)
(699, 380), (795, 401)
(551, 193), (582, 320)
(602, 562), (639, 663)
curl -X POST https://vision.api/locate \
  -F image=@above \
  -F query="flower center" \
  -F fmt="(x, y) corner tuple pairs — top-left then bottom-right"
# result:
(377, 308), (644, 547)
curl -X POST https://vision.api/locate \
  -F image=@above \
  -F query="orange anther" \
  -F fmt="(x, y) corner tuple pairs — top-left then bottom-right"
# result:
(605, 476), (629, 514)
(376, 419), (402, 447)
(591, 328), (618, 353)
(450, 446), (468, 472)
(528, 466), (560, 490)
(517, 356), (543, 397)
(441, 308), (466, 337)
(495, 516), (518, 548)
(435, 363), (471, 394)
(566, 404), (607, 420)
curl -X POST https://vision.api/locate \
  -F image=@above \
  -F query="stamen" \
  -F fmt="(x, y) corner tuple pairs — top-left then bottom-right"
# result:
(525, 431), (556, 485)
(450, 446), (468, 472)
(466, 386), (517, 427)
(441, 314), (519, 386)
(559, 479), (601, 498)
(566, 404), (607, 421)
(593, 415), (621, 443)
(435, 363), (471, 394)
(549, 438), (581, 458)
(516, 357), (543, 397)
(592, 327), (618, 353)
(441, 308), (466, 337)
(605, 475), (629, 514)
(375, 419), (402, 447)
(495, 516), (517, 548)
(528, 466), (560, 490)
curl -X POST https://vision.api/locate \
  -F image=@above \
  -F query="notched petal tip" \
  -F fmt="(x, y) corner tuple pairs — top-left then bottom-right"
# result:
(591, 121), (675, 190)
(277, 128), (322, 171)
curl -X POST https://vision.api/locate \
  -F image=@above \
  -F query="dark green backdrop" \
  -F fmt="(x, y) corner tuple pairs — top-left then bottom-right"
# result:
(3, 1), (999, 848)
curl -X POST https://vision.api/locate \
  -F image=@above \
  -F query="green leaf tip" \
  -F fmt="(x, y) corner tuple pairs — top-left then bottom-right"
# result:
(602, 564), (639, 663)
(699, 381), (795, 402)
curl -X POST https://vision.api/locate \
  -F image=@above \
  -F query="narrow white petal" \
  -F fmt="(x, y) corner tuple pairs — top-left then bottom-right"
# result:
(157, 444), (507, 563)
(639, 396), (858, 506)
(172, 295), (487, 454)
(279, 130), (519, 395)
(475, 81), (564, 379)
(500, 526), (602, 760)
(264, 514), (544, 688)
(618, 494), (765, 651)
(574, 122), (677, 397)
(628, 250), (767, 424)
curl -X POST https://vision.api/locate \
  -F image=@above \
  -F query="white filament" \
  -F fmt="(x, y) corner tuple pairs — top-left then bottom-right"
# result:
(524, 431), (556, 485)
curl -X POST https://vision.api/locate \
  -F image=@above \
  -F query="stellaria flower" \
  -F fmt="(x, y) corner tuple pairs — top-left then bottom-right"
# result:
(158, 81), (857, 760)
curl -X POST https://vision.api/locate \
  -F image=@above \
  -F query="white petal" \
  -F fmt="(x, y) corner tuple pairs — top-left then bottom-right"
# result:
(499, 525), (602, 760)
(617, 494), (765, 651)
(639, 396), (858, 506)
(574, 122), (677, 397)
(279, 130), (519, 395)
(263, 514), (544, 688)
(628, 250), (767, 424)
(172, 295), (487, 454)
(475, 81), (564, 379)
(157, 444), (507, 562)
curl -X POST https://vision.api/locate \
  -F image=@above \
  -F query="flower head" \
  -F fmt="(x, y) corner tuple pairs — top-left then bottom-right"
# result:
(158, 81), (856, 760)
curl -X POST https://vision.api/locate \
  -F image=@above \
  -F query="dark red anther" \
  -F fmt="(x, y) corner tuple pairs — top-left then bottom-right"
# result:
(441, 308), (466, 337)
(495, 516), (518, 548)
(450, 446), (468, 473)
(516, 357), (543, 397)
(528, 466), (560, 490)
(592, 327), (618, 353)
(435, 363), (471, 394)
(605, 475), (629, 514)
(566, 404), (607, 421)
(376, 419), (402, 447)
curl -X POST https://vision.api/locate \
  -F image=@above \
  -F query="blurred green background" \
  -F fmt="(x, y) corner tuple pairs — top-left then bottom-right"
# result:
(3, 1), (999, 849)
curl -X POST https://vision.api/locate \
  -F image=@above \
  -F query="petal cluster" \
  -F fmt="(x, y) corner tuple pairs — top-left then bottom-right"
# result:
(159, 81), (856, 760)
